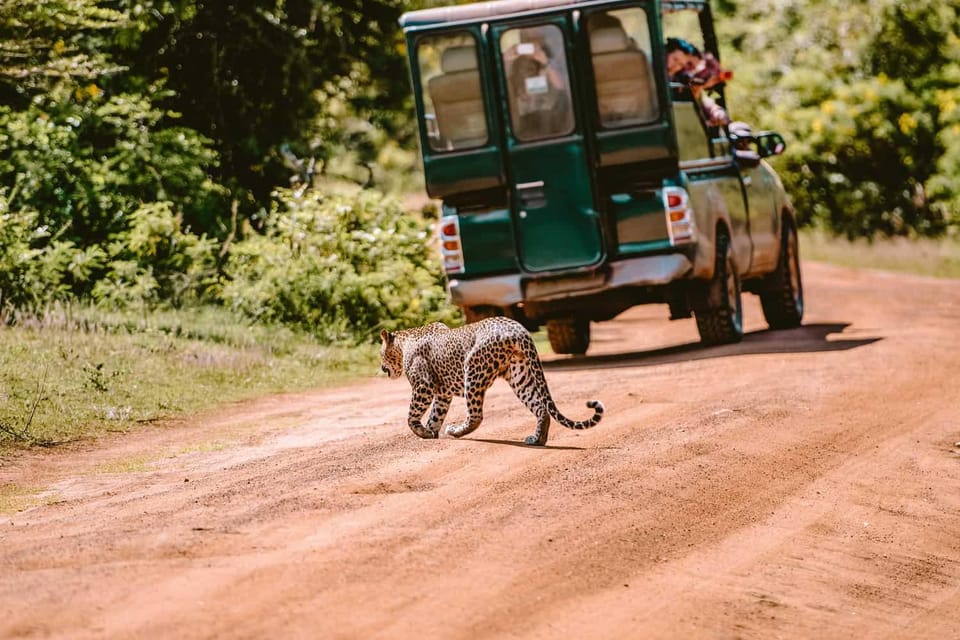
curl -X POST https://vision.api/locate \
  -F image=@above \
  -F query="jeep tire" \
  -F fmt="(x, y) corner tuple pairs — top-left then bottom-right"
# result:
(695, 230), (744, 345)
(760, 219), (804, 329)
(546, 317), (590, 355)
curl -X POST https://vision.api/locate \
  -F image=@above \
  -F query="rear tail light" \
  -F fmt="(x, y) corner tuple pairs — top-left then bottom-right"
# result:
(662, 186), (696, 245)
(438, 214), (464, 274)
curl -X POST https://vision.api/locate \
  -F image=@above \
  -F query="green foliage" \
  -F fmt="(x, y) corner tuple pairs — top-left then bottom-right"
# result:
(929, 89), (960, 222)
(0, 83), (226, 243)
(0, 193), (220, 317)
(0, 196), (83, 317)
(1, 181), (458, 346)
(865, 1), (956, 93)
(92, 201), (220, 308)
(775, 77), (944, 237)
(0, 0), (227, 246)
(110, 0), (415, 210)
(221, 189), (458, 342)
(0, 0), (125, 99)
(312, 68), (420, 194)
(721, 0), (960, 238)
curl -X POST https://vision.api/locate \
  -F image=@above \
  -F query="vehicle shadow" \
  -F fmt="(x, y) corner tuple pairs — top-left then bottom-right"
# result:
(542, 323), (881, 372)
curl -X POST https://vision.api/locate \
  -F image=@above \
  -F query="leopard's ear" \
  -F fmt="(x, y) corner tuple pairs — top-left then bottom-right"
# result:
(379, 329), (393, 344)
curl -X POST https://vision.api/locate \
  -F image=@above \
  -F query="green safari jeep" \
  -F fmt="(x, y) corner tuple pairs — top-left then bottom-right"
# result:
(400, 0), (803, 354)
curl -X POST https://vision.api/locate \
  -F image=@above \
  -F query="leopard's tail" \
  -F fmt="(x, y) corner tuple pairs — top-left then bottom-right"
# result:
(515, 333), (603, 430)
(548, 399), (604, 430)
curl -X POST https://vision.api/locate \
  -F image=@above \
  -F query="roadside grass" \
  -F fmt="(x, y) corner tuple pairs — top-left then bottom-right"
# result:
(0, 483), (44, 513)
(91, 454), (158, 475)
(801, 228), (960, 279)
(4, 231), (954, 453)
(0, 305), (379, 451)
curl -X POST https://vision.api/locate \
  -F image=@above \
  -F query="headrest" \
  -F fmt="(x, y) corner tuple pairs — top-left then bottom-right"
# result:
(590, 27), (630, 54)
(441, 46), (478, 73)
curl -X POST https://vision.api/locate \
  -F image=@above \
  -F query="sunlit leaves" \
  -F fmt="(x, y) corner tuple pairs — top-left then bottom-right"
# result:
(221, 189), (458, 343)
(722, 0), (959, 237)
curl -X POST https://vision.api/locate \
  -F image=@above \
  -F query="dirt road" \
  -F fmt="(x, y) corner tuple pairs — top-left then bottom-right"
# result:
(2, 261), (959, 639)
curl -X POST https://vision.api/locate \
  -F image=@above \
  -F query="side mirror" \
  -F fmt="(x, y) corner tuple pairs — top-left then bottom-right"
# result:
(756, 131), (786, 158)
(728, 121), (759, 168)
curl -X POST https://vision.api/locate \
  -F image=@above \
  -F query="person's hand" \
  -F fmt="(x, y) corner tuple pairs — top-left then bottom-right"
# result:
(531, 43), (548, 66)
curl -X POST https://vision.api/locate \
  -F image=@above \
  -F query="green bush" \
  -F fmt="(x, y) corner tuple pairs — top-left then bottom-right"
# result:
(0, 192), (95, 319)
(0, 193), (220, 317)
(221, 188), (459, 343)
(2, 185), (459, 343)
(92, 201), (220, 309)
(776, 77), (945, 238)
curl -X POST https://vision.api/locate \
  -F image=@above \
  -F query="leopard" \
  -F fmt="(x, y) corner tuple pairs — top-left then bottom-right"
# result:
(379, 316), (603, 446)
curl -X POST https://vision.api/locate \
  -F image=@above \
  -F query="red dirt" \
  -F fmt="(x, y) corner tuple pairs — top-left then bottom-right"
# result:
(2, 261), (960, 639)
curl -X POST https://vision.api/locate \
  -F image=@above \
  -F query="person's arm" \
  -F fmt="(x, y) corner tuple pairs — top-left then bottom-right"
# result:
(693, 87), (730, 126)
(532, 45), (565, 91)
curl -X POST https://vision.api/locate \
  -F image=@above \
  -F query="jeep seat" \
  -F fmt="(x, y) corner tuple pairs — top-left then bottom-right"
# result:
(590, 27), (657, 125)
(427, 46), (488, 149)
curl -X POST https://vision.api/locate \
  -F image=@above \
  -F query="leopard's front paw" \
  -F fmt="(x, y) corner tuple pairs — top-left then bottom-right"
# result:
(524, 434), (546, 446)
(409, 424), (439, 439)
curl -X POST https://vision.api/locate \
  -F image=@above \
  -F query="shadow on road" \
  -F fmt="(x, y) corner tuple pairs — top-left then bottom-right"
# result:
(543, 323), (881, 372)
(468, 438), (587, 451)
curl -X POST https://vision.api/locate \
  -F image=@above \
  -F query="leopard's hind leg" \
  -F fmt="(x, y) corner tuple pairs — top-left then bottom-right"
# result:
(425, 395), (452, 434)
(505, 356), (551, 446)
(445, 343), (503, 439)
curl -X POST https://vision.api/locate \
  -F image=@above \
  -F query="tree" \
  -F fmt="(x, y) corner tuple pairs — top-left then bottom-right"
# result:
(0, 0), (125, 103)
(720, 0), (960, 237)
(109, 0), (414, 215)
(0, 0), (224, 251)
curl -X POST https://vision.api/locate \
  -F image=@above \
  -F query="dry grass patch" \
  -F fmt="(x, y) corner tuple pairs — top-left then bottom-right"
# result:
(0, 306), (378, 451)
(801, 229), (960, 279)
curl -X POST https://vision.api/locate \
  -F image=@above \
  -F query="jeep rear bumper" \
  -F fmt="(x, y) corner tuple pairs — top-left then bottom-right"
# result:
(448, 253), (693, 307)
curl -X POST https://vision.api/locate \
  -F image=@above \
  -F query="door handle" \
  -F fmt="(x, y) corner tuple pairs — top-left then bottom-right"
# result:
(516, 180), (546, 209)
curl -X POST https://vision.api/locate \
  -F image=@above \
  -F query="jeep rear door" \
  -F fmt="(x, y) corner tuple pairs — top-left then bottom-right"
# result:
(493, 19), (604, 273)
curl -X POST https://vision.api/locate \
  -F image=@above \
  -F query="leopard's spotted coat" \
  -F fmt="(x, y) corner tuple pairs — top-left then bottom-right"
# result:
(379, 317), (603, 446)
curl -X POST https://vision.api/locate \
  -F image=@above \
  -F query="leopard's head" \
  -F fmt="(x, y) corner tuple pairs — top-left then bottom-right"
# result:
(379, 329), (403, 379)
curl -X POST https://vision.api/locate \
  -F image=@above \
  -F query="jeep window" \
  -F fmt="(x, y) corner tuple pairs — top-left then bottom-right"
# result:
(587, 8), (659, 127)
(417, 33), (488, 152)
(500, 25), (575, 142)
(672, 89), (711, 161)
(671, 86), (733, 162)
